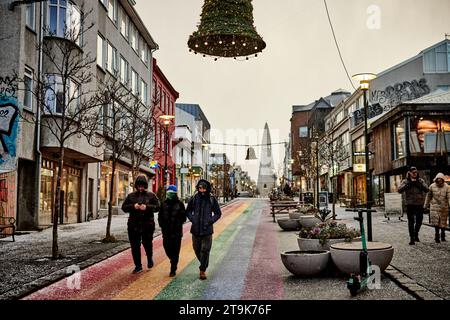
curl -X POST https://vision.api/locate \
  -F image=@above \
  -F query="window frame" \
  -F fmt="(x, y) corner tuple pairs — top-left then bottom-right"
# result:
(23, 66), (34, 111)
(26, 2), (36, 31)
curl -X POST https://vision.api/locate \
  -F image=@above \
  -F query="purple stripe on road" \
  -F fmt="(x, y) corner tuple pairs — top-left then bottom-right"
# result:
(241, 205), (285, 300)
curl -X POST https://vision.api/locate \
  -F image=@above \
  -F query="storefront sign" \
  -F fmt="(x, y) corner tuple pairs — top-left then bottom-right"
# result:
(353, 164), (366, 173)
(318, 191), (329, 208)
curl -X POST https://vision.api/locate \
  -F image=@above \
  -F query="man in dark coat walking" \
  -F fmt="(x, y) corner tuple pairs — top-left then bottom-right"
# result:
(158, 185), (186, 277)
(186, 179), (222, 280)
(398, 167), (429, 245)
(122, 175), (160, 274)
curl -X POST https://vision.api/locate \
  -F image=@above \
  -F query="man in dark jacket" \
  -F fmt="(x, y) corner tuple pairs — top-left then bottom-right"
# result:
(158, 185), (186, 277)
(122, 175), (160, 274)
(186, 179), (222, 280)
(398, 167), (429, 245)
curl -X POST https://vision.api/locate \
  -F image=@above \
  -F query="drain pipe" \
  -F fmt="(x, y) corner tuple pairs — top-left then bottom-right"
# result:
(33, 1), (44, 228)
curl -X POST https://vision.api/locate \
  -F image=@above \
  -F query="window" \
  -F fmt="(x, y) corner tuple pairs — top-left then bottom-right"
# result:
(131, 69), (139, 96)
(299, 126), (308, 138)
(393, 119), (406, 159)
(103, 103), (113, 131)
(119, 5), (129, 39)
(47, 1), (82, 45)
(424, 43), (450, 73)
(24, 67), (33, 111)
(26, 3), (35, 30)
(44, 74), (79, 115)
(409, 117), (450, 154)
(352, 136), (365, 165)
(141, 79), (148, 105)
(107, 0), (117, 23)
(106, 42), (118, 75)
(97, 34), (105, 68)
(130, 23), (138, 52)
(120, 56), (129, 85)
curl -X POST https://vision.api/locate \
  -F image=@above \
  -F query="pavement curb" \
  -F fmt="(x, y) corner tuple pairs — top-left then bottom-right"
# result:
(0, 199), (238, 300)
(383, 265), (444, 300)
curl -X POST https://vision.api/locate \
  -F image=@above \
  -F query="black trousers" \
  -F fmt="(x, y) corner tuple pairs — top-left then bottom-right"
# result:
(128, 219), (155, 268)
(192, 234), (213, 272)
(406, 205), (424, 238)
(162, 235), (182, 270)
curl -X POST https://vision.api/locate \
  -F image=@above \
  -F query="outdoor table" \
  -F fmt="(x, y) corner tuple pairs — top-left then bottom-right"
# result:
(270, 203), (299, 223)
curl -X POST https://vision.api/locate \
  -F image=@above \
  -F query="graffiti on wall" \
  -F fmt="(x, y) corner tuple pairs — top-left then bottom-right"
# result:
(0, 95), (20, 172)
(372, 78), (431, 112)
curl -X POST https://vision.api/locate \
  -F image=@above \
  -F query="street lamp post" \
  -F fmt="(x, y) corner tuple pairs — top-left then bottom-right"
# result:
(352, 73), (377, 242)
(159, 115), (175, 188)
(202, 143), (210, 181)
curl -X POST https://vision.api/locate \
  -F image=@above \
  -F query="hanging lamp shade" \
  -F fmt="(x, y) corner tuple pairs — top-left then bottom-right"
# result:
(188, 0), (266, 58)
(245, 147), (257, 160)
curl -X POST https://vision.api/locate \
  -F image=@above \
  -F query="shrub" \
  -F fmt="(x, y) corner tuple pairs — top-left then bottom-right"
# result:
(299, 220), (361, 246)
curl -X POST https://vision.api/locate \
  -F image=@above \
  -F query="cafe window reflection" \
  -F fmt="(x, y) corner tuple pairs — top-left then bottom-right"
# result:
(394, 119), (406, 159)
(409, 117), (450, 154)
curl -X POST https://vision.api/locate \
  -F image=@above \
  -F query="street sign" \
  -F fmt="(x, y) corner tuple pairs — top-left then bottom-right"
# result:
(319, 192), (329, 208)
(353, 164), (366, 173)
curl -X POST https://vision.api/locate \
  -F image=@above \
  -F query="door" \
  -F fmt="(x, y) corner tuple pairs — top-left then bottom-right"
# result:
(88, 178), (94, 220)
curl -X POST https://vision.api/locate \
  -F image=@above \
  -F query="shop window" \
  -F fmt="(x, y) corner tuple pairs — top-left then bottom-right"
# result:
(409, 117), (450, 154)
(393, 119), (406, 159)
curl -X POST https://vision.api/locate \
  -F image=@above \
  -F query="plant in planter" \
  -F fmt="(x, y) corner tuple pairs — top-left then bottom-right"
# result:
(298, 221), (361, 251)
(315, 208), (333, 224)
(298, 204), (317, 215)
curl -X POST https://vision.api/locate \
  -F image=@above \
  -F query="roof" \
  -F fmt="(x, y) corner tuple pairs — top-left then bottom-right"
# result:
(292, 89), (350, 114)
(377, 39), (449, 77)
(176, 103), (211, 130)
(407, 89), (450, 105)
(153, 58), (179, 99)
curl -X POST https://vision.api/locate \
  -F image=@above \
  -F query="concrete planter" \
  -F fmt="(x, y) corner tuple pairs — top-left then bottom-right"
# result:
(330, 242), (394, 275)
(281, 251), (330, 277)
(298, 215), (321, 229)
(277, 219), (301, 231)
(289, 212), (302, 220)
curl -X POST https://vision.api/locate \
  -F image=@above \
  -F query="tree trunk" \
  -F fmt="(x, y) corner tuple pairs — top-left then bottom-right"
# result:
(52, 146), (64, 259)
(106, 158), (116, 240)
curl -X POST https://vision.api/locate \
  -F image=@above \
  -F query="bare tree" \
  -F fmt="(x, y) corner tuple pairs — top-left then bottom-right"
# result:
(94, 77), (136, 242)
(14, 6), (99, 259)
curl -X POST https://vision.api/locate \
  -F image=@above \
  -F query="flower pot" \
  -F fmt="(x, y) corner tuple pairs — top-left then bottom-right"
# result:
(298, 215), (321, 229)
(280, 250), (330, 277)
(277, 219), (301, 231)
(330, 242), (394, 275)
(289, 212), (302, 220)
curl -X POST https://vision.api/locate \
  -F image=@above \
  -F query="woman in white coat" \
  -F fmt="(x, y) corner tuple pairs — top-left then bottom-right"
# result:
(424, 173), (450, 243)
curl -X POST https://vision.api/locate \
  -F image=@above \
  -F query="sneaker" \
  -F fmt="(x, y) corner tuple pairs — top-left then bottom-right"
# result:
(132, 267), (143, 274)
(199, 271), (207, 280)
(148, 260), (154, 269)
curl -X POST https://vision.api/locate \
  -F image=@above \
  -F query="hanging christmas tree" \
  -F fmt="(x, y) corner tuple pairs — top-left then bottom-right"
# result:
(188, 0), (266, 58)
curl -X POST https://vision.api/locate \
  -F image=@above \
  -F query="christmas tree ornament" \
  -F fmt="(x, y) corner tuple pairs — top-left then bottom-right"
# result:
(188, 0), (266, 59)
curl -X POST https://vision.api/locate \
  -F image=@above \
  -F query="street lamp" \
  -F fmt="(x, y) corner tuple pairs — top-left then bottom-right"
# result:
(159, 115), (175, 188)
(352, 73), (377, 242)
(202, 143), (210, 180)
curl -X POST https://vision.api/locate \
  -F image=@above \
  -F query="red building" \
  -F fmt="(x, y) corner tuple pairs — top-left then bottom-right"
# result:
(151, 58), (179, 193)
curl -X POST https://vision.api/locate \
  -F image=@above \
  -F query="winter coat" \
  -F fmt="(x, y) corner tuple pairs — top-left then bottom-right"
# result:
(186, 179), (222, 236)
(424, 174), (450, 228)
(158, 197), (187, 238)
(122, 190), (160, 227)
(398, 176), (429, 206)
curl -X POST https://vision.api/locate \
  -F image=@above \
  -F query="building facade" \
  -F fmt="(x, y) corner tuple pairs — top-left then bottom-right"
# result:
(151, 58), (178, 193)
(0, 0), (158, 229)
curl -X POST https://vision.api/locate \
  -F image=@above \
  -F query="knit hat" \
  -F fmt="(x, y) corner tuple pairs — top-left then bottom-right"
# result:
(166, 185), (177, 193)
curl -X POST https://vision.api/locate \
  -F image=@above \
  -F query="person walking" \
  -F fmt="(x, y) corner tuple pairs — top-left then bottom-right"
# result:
(186, 179), (222, 280)
(122, 175), (160, 274)
(398, 167), (429, 245)
(424, 173), (450, 243)
(158, 185), (186, 277)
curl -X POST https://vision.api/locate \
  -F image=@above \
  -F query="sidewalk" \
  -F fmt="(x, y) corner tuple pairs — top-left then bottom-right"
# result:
(331, 205), (450, 300)
(0, 198), (239, 300)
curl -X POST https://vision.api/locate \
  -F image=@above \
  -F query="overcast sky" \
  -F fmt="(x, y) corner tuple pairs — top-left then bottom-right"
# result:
(135, 0), (450, 182)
